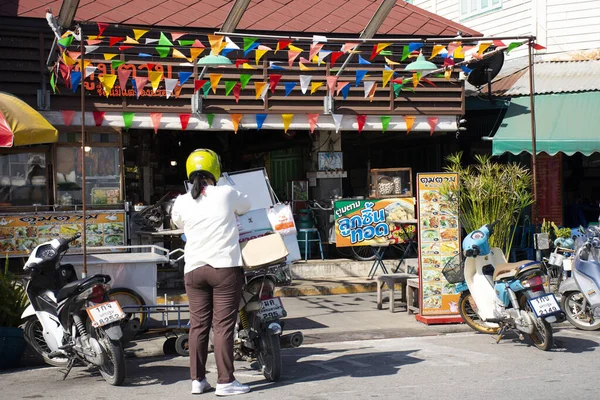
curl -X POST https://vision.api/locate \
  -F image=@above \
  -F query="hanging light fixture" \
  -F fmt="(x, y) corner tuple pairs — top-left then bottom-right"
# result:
(404, 52), (438, 72)
(197, 54), (232, 66)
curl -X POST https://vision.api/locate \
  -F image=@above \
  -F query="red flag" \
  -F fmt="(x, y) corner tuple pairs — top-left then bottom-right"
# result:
(330, 51), (343, 67)
(150, 112), (162, 134)
(427, 117), (438, 135)
(179, 113), (191, 130)
(194, 79), (207, 93)
(493, 40), (506, 47)
(97, 22), (109, 36)
(269, 74), (282, 94)
(92, 111), (105, 127)
(109, 37), (125, 47)
(531, 43), (546, 50)
(62, 110), (75, 126)
(118, 45), (134, 51)
(307, 114), (319, 134)
(369, 44), (379, 60)
(277, 40), (292, 52)
(233, 83), (242, 103)
(356, 115), (366, 133)
(444, 58), (455, 67)
(235, 59), (249, 68)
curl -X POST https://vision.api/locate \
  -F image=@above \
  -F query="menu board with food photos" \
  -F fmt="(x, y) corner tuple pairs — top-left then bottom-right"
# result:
(0, 211), (126, 257)
(417, 173), (461, 316)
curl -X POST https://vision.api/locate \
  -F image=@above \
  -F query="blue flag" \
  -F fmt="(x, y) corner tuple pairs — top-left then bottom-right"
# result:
(131, 77), (138, 98)
(221, 48), (235, 56)
(243, 42), (260, 56)
(340, 83), (351, 100)
(256, 114), (267, 131)
(269, 61), (286, 70)
(460, 65), (473, 74)
(179, 71), (193, 86)
(355, 70), (367, 87)
(408, 42), (424, 53)
(358, 55), (371, 65)
(138, 53), (152, 57)
(70, 71), (82, 93)
(284, 82), (296, 97)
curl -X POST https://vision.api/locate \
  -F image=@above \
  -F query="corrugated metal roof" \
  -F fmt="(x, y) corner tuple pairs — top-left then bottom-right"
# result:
(0, 0), (482, 37)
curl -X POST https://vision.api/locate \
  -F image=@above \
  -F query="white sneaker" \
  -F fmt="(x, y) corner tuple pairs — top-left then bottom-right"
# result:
(191, 379), (212, 394)
(215, 380), (250, 396)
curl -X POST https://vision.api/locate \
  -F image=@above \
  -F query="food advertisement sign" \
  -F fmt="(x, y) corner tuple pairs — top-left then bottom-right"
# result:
(417, 173), (461, 316)
(334, 198), (415, 247)
(0, 211), (126, 257)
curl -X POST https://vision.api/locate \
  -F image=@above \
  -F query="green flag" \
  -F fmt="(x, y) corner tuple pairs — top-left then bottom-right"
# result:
(202, 81), (211, 98)
(178, 40), (195, 46)
(112, 60), (125, 69)
(239, 74), (252, 90)
(206, 113), (215, 128)
(393, 83), (402, 97)
(50, 72), (57, 93)
(506, 41), (524, 54)
(381, 116), (391, 133)
(401, 45), (410, 61)
(159, 32), (173, 46)
(225, 81), (236, 96)
(58, 35), (74, 47)
(123, 112), (135, 131)
(379, 50), (393, 56)
(156, 46), (170, 58)
(243, 37), (258, 52)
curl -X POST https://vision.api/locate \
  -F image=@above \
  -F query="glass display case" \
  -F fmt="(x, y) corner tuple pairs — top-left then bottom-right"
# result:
(0, 151), (49, 206)
(369, 168), (413, 198)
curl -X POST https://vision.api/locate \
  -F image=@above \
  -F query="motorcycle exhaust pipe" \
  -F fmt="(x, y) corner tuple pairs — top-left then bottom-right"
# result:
(280, 331), (304, 348)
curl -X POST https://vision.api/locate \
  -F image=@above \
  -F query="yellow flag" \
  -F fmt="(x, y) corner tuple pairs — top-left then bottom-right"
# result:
(312, 54), (320, 64)
(376, 43), (392, 54)
(242, 63), (256, 70)
(172, 48), (187, 59)
(133, 29), (149, 41)
(103, 53), (118, 60)
(412, 72), (420, 88)
(429, 44), (445, 59)
(299, 62), (313, 71)
(149, 71), (163, 93)
(310, 82), (323, 94)
(77, 60), (91, 71)
(255, 49), (268, 65)
(231, 114), (243, 134)
(98, 74), (117, 97)
(444, 68), (452, 80)
(282, 114), (294, 133)
(404, 116), (415, 134)
(288, 45), (303, 52)
(385, 57), (399, 66)
(208, 35), (224, 55)
(219, 42), (227, 54)
(453, 46), (464, 59)
(188, 47), (204, 62)
(62, 52), (76, 66)
(123, 36), (139, 44)
(477, 42), (492, 56)
(210, 73), (222, 94)
(254, 82), (267, 100)
(382, 70), (394, 87)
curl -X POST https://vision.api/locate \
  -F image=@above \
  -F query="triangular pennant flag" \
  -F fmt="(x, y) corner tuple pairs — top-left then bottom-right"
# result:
(122, 112), (134, 131)
(123, 36), (139, 45)
(460, 65), (473, 75)
(62, 52), (76, 67)
(382, 70), (394, 88)
(282, 114), (294, 133)
(447, 42), (459, 58)
(243, 37), (258, 52)
(326, 76), (338, 93)
(477, 42), (492, 56)
(412, 72), (421, 88)
(376, 42), (392, 54)
(133, 29), (148, 41)
(269, 74), (282, 94)
(179, 113), (191, 130)
(256, 114), (267, 131)
(208, 35), (224, 55)
(209, 73), (222, 94)
(393, 83), (403, 97)
(330, 51), (343, 67)
(111, 60), (125, 69)
(427, 117), (438, 135)
(385, 56), (400, 66)
(206, 113), (215, 128)
(202, 81), (211, 98)
(402, 46), (410, 61)
(453, 46), (464, 59)
(156, 46), (170, 58)
(172, 48), (187, 60)
(358, 55), (371, 65)
(67, 51), (81, 60)
(109, 37), (125, 47)
(104, 53), (118, 60)
(429, 44), (446, 59)
(299, 75), (312, 94)
(138, 53), (152, 57)
(194, 79), (207, 93)
(363, 81), (375, 98)
(288, 44), (303, 52)
(231, 114), (243, 133)
(145, 38), (159, 45)
(307, 114), (319, 134)
(87, 38), (102, 45)
(62, 110), (75, 126)
(381, 116), (390, 133)
(150, 112), (162, 134)
(340, 83), (351, 100)
(117, 69), (132, 92)
(244, 42), (260, 56)
(191, 39), (205, 48)
(235, 58), (249, 68)
(288, 51), (301, 67)
(317, 50), (331, 65)
(70, 71), (82, 93)
(254, 82), (267, 100)
(158, 32), (173, 46)
(269, 61), (286, 70)
(188, 47), (204, 62)
(98, 74), (117, 97)
(179, 71), (192, 86)
(178, 39), (195, 46)
(309, 43), (324, 60)
(225, 81), (237, 96)
(369, 44), (379, 60)
(149, 71), (163, 93)
(493, 40), (506, 47)
(336, 81), (349, 96)
(404, 116), (415, 134)
(355, 70), (367, 87)
(232, 83), (241, 103)
(85, 45), (99, 54)
(342, 42), (359, 52)
(171, 32), (187, 41)
(130, 77), (138, 98)
(332, 114), (343, 133)
(299, 62), (313, 71)
(284, 82), (296, 97)
(311, 81), (323, 94)
(506, 41), (524, 53)
(59, 63), (70, 86)
(165, 78), (178, 99)
(58, 35), (74, 47)
(531, 42), (546, 50)
(97, 22), (109, 36)
(444, 68), (452, 80)
(134, 77), (148, 98)
(408, 42), (423, 53)
(50, 72), (57, 93)
(444, 57), (455, 67)
(255, 49), (269, 65)
(239, 74), (252, 90)
(368, 82), (378, 102)
(92, 111), (105, 127)
(118, 45), (134, 51)
(275, 40), (292, 53)
(356, 115), (366, 133)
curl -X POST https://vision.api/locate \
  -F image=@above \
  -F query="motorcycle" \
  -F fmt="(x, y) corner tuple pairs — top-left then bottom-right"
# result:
(21, 233), (126, 385)
(443, 220), (561, 351)
(559, 226), (600, 330)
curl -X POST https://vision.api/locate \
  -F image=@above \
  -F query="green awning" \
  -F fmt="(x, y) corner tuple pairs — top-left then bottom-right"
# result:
(491, 92), (600, 156)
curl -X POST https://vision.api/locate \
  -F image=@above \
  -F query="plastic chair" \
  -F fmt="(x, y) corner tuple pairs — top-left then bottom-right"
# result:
(297, 228), (324, 261)
(510, 223), (535, 262)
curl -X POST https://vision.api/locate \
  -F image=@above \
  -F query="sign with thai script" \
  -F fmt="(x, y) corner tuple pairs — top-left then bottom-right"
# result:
(334, 198), (415, 247)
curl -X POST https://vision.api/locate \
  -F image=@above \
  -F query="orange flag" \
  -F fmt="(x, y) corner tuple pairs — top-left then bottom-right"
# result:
(307, 114), (319, 134)
(231, 114), (243, 133)
(326, 76), (338, 93)
(208, 35), (224, 55)
(210, 73), (222, 94)
(282, 114), (294, 133)
(429, 44), (445, 59)
(150, 112), (162, 134)
(254, 82), (267, 100)
(428, 117), (438, 135)
(188, 47), (204, 62)
(404, 116), (415, 134)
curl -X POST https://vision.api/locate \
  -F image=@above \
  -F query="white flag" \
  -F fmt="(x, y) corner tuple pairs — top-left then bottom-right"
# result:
(332, 114), (343, 133)
(145, 38), (159, 44)
(299, 75), (312, 95)
(364, 81), (375, 98)
(164, 78), (178, 99)
(85, 66), (97, 78)
(84, 45), (99, 54)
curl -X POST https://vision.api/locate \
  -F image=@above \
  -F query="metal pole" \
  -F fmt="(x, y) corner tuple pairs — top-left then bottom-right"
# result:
(527, 39), (538, 225)
(79, 25), (88, 278)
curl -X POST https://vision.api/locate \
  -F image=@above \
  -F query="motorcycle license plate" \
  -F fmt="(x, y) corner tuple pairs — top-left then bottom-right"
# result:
(528, 294), (561, 317)
(258, 297), (285, 321)
(86, 301), (126, 328)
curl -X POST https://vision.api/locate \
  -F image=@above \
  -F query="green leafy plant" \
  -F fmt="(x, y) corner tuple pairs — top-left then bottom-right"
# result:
(443, 152), (535, 257)
(0, 255), (29, 327)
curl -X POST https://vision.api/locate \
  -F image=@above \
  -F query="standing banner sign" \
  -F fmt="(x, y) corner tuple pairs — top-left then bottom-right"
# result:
(415, 172), (463, 324)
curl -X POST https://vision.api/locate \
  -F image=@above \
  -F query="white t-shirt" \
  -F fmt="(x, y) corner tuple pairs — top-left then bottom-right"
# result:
(171, 185), (251, 274)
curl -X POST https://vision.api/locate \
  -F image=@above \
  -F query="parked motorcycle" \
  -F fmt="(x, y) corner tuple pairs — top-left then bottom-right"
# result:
(443, 220), (561, 351)
(559, 226), (600, 330)
(21, 233), (126, 385)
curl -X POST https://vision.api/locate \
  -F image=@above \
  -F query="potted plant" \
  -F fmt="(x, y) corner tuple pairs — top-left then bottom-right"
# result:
(0, 256), (29, 369)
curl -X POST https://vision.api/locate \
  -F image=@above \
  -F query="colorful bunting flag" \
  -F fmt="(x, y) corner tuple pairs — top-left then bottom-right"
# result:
(93, 111), (105, 127)
(444, 68), (452, 80)
(68, 51), (82, 61)
(368, 82), (378, 102)
(269, 74), (282, 94)
(231, 114), (243, 133)
(179, 71), (192, 86)
(111, 60), (125, 69)
(156, 46), (170, 58)
(103, 53), (118, 60)
(243, 37), (258, 52)
(412, 72), (421, 88)
(506, 41), (524, 53)
(330, 51), (343, 67)
(381, 116), (390, 133)
(134, 77), (148, 98)
(179, 113), (191, 130)
(427, 117), (438, 135)
(117, 69), (132, 92)
(87, 38), (102, 45)
(309, 43), (324, 60)
(385, 56), (399, 66)
(150, 112), (162, 134)
(109, 37), (125, 47)
(149, 71), (163, 93)
(311, 81), (323, 94)
(235, 58), (249, 68)
(145, 38), (159, 45)
(138, 53), (152, 58)
(317, 50), (331, 65)
(61, 52), (75, 67)
(157, 32), (173, 47)
(408, 42), (423, 53)
(98, 74), (117, 97)
(208, 35), (224, 55)
(288, 51), (301, 67)
(453, 46), (464, 59)
(120, 112), (134, 131)
(307, 114), (319, 134)
(232, 83), (241, 103)
(255, 49), (268, 65)
(444, 57), (455, 67)
(358, 55), (371, 65)
(299, 75), (312, 94)
(284, 82), (296, 97)
(62, 110), (75, 126)
(363, 81), (375, 98)
(356, 115), (366, 133)
(404, 116), (415, 133)
(202, 81), (211, 97)
(299, 62), (313, 71)
(171, 32), (187, 41)
(50, 72), (57, 93)
(85, 45), (99, 54)
(340, 83), (351, 100)
(97, 22), (109, 36)
(209, 73), (222, 94)
(118, 45), (134, 51)
(165, 78), (178, 99)
(336, 81), (349, 96)
(382, 70), (394, 88)
(275, 40), (292, 53)
(178, 39), (195, 46)
(493, 40), (506, 47)
(58, 35), (74, 47)
(194, 79), (207, 93)
(531, 42), (546, 50)
(393, 83), (403, 97)
(401, 46), (410, 61)
(288, 45), (303, 52)
(332, 114), (343, 133)
(172, 48), (187, 60)
(225, 81), (237, 96)
(244, 42), (259, 57)
(133, 29), (148, 41)
(477, 42), (491, 56)
(254, 82), (267, 100)
(269, 61), (286, 70)
(326, 76), (338, 94)
(429, 44), (446, 59)
(282, 114), (294, 133)
(355, 70), (367, 87)
(255, 114), (267, 130)
(123, 36), (139, 44)
(460, 65), (473, 75)
(342, 42), (359, 52)
(239, 74), (252, 90)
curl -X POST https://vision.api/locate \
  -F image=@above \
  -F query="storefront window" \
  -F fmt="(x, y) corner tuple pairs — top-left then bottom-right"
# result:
(0, 152), (48, 206)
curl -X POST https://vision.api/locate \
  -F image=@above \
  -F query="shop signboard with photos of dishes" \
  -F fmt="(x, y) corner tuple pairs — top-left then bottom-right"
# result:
(417, 173), (461, 317)
(0, 211), (126, 257)
(334, 198), (415, 247)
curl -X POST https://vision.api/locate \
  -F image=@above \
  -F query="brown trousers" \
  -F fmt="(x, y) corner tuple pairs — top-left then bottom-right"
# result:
(185, 265), (243, 384)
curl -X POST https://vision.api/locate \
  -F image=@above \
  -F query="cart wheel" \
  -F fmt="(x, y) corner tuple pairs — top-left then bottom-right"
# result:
(175, 334), (190, 357)
(163, 337), (177, 355)
(108, 287), (148, 330)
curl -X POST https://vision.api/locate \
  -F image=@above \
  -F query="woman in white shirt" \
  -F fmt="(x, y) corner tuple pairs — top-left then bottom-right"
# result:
(171, 149), (251, 396)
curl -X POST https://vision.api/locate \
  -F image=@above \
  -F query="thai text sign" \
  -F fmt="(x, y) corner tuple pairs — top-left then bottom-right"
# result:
(334, 198), (415, 247)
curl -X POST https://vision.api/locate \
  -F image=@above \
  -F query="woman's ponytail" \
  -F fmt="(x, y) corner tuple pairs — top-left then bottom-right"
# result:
(191, 174), (209, 199)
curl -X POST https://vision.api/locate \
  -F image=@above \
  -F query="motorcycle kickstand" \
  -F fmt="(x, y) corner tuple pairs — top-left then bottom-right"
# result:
(60, 358), (75, 381)
(495, 327), (505, 344)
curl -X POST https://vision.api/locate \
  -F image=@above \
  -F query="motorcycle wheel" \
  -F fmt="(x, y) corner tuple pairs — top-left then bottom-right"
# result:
(92, 327), (126, 386)
(23, 317), (70, 367)
(458, 292), (500, 334)
(520, 296), (553, 351)
(257, 334), (281, 382)
(560, 291), (600, 331)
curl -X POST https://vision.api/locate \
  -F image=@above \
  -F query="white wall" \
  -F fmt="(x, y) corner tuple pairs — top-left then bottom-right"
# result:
(545, 0), (600, 54)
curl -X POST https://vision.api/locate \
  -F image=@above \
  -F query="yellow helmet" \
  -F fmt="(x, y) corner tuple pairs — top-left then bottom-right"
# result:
(185, 149), (221, 182)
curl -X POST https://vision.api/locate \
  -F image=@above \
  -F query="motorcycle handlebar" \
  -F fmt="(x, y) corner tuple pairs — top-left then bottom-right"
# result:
(489, 219), (501, 228)
(66, 233), (81, 243)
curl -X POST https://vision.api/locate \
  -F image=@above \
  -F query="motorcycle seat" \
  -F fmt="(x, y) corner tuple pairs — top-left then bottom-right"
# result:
(493, 261), (539, 281)
(56, 274), (111, 302)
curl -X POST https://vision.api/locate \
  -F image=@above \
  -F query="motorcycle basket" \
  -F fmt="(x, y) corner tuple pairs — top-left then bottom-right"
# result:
(442, 256), (465, 284)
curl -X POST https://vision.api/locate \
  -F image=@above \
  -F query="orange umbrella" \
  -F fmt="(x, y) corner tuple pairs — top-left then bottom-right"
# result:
(0, 92), (58, 147)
